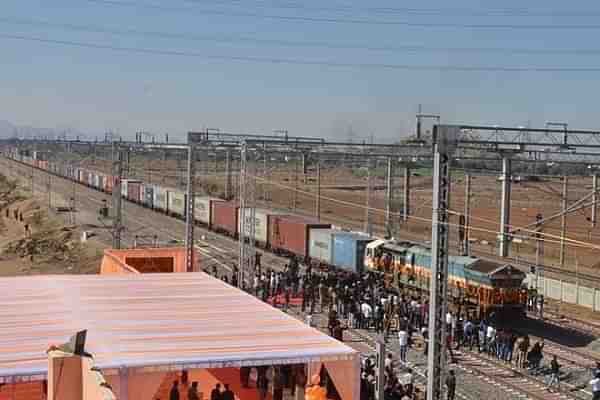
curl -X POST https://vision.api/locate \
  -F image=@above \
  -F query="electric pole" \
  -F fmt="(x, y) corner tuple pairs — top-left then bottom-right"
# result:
(364, 158), (373, 236)
(316, 160), (321, 221)
(592, 175), (598, 228)
(238, 141), (256, 290)
(185, 145), (196, 272)
(427, 125), (457, 400)
(560, 176), (568, 267)
(403, 167), (410, 223)
(385, 157), (393, 238)
(47, 173), (51, 210)
(463, 174), (471, 256)
(293, 154), (299, 210)
(223, 150), (232, 200)
(112, 144), (124, 249)
(499, 157), (512, 257)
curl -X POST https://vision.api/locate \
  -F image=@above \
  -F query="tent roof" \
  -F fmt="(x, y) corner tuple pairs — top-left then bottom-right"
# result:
(0, 272), (356, 381)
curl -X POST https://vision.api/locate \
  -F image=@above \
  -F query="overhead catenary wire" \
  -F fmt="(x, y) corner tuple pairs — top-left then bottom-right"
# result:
(86, 0), (600, 29)
(177, 0), (600, 19)
(252, 174), (600, 251)
(4, 16), (600, 56)
(3, 33), (600, 73)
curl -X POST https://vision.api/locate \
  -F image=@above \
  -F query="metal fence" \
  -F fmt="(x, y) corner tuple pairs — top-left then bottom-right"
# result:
(527, 273), (600, 311)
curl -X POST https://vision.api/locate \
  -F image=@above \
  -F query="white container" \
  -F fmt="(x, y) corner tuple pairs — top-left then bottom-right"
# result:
(168, 189), (186, 216)
(153, 185), (168, 211)
(194, 196), (224, 226)
(308, 228), (333, 265)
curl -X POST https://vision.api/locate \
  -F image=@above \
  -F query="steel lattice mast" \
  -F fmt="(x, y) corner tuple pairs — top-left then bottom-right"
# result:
(426, 125), (458, 400)
(238, 141), (256, 289)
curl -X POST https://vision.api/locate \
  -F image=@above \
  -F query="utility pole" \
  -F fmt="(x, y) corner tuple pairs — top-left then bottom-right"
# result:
(315, 160), (321, 221)
(427, 124), (455, 400)
(238, 141), (256, 290)
(592, 175), (598, 228)
(185, 145), (196, 272)
(293, 154), (299, 210)
(225, 149), (232, 200)
(47, 173), (51, 210)
(112, 144), (124, 249)
(385, 157), (393, 238)
(499, 157), (512, 257)
(560, 176), (568, 267)
(463, 174), (471, 256)
(30, 161), (34, 195)
(70, 161), (76, 226)
(364, 159), (373, 236)
(403, 167), (410, 222)
(263, 142), (268, 201)
(535, 213), (543, 289)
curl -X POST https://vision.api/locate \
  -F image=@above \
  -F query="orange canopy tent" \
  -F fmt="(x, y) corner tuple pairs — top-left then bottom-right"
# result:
(0, 272), (359, 399)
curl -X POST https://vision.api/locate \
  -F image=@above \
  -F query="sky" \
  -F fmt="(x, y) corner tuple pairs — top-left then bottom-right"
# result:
(2, 0), (600, 142)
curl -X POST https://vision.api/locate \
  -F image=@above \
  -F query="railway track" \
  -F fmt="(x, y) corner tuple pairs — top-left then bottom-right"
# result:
(4, 157), (599, 400)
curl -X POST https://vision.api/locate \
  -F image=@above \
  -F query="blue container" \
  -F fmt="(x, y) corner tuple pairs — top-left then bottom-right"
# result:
(331, 232), (373, 274)
(144, 185), (155, 208)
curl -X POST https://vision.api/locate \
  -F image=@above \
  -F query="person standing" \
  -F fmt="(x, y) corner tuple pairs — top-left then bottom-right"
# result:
(187, 382), (200, 400)
(169, 381), (180, 400)
(210, 383), (222, 400)
(445, 370), (456, 400)
(590, 372), (600, 400)
(546, 355), (561, 392)
(398, 326), (408, 363)
(257, 371), (269, 400)
(221, 384), (234, 400)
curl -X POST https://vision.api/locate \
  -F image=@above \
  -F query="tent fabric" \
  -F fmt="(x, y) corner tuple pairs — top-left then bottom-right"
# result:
(0, 272), (357, 381)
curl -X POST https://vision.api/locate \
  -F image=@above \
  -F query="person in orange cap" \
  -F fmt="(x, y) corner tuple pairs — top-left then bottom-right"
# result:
(304, 374), (327, 400)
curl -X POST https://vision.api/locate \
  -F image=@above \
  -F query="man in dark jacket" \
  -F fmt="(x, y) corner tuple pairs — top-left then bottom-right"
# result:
(210, 383), (222, 400)
(169, 380), (179, 400)
(221, 384), (234, 400)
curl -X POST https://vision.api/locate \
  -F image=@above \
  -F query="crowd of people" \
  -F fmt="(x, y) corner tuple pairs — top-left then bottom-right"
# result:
(205, 254), (579, 399)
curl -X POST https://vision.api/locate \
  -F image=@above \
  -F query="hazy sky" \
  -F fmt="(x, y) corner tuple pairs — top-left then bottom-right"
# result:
(2, 0), (600, 141)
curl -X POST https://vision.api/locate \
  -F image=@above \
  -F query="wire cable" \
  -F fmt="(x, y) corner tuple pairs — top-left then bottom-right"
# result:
(4, 16), (600, 56)
(87, 0), (600, 29)
(4, 33), (600, 73)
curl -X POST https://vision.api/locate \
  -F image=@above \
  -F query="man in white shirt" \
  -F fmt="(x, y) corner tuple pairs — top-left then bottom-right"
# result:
(398, 327), (409, 363)
(486, 325), (496, 355)
(361, 302), (372, 329)
(591, 373), (600, 400)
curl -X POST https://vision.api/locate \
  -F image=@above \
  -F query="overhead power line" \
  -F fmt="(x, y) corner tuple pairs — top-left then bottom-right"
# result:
(180, 0), (600, 18)
(3, 32), (600, 73)
(3, 16), (600, 56)
(86, 0), (600, 29)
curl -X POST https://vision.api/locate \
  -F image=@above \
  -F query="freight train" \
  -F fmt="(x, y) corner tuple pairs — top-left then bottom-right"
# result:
(5, 147), (527, 315)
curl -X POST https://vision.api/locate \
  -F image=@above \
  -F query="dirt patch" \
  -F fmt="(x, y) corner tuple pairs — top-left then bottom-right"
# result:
(0, 175), (104, 276)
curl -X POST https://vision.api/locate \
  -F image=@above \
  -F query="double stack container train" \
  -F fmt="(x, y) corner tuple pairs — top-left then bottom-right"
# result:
(4, 147), (527, 316)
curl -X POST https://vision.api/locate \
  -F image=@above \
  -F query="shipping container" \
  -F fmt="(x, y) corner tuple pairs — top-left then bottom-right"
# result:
(127, 181), (142, 203)
(38, 160), (48, 170)
(153, 185), (168, 211)
(308, 228), (333, 265)
(139, 184), (145, 206)
(167, 189), (186, 217)
(93, 173), (101, 189)
(331, 232), (373, 274)
(237, 208), (287, 245)
(269, 215), (331, 258)
(194, 196), (223, 226)
(143, 185), (154, 208)
(121, 179), (129, 198)
(104, 175), (114, 194)
(212, 201), (239, 236)
(88, 172), (94, 187)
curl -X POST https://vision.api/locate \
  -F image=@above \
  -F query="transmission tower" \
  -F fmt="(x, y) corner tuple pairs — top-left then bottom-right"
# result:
(238, 141), (256, 289)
